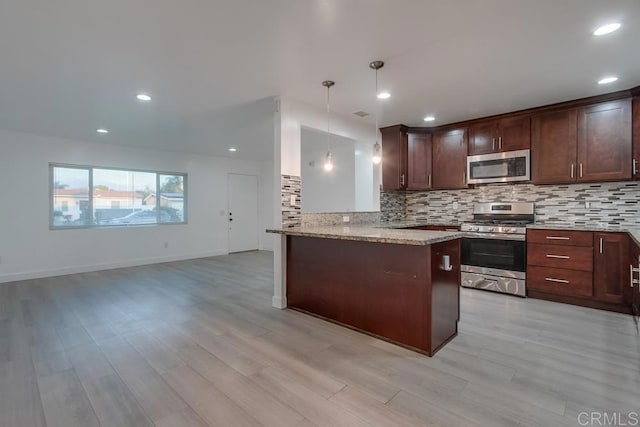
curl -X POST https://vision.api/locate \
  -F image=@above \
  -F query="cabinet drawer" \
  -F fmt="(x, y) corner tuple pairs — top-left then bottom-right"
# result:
(527, 266), (593, 297)
(527, 229), (593, 247)
(527, 243), (593, 271)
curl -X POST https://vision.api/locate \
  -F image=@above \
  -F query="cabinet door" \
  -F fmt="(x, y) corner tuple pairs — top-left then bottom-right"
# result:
(594, 232), (630, 304)
(381, 126), (408, 191)
(498, 116), (531, 152)
(631, 241), (640, 317)
(633, 97), (640, 180)
(468, 121), (496, 156)
(577, 99), (632, 182)
(531, 109), (578, 184)
(432, 128), (468, 189)
(407, 133), (432, 190)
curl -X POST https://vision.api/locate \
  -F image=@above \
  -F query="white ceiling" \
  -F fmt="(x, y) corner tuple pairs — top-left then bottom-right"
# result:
(1, 0), (639, 160)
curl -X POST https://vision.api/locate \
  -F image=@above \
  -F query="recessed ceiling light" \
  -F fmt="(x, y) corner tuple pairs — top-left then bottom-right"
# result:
(136, 93), (152, 101)
(96, 128), (109, 134)
(597, 76), (618, 85)
(593, 23), (621, 36)
(228, 148), (237, 152)
(423, 116), (436, 122)
(377, 92), (391, 99)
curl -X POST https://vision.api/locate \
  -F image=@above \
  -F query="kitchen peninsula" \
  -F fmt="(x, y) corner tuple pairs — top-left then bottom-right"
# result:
(267, 225), (462, 356)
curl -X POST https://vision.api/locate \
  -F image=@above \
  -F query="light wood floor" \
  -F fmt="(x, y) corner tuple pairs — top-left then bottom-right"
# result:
(1, 251), (638, 427)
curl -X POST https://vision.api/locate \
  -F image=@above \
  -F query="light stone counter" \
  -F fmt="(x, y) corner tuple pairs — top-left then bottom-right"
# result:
(267, 225), (463, 246)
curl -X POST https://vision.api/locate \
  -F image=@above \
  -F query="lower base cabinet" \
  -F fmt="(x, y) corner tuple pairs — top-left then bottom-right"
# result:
(527, 229), (634, 314)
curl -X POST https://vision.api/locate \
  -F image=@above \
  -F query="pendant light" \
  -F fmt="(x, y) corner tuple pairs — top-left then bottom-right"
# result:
(370, 60), (384, 165)
(322, 80), (335, 172)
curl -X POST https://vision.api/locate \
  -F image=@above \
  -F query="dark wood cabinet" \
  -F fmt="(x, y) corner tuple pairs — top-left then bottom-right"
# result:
(532, 99), (632, 184)
(633, 97), (640, 180)
(468, 116), (530, 156)
(286, 235), (461, 356)
(593, 232), (630, 305)
(498, 116), (531, 152)
(528, 228), (635, 314)
(630, 239), (640, 317)
(468, 122), (496, 155)
(432, 128), (468, 189)
(577, 99), (632, 182)
(531, 109), (578, 184)
(407, 133), (433, 190)
(381, 125), (408, 191)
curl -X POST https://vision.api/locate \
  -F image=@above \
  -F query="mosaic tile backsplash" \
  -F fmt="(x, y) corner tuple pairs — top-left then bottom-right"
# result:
(281, 175), (301, 228)
(382, 181), (640, 228)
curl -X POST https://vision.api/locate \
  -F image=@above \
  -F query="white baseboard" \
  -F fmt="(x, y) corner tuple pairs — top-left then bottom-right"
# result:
(272, 295), (287, 309)
(0, 249), (228, 284)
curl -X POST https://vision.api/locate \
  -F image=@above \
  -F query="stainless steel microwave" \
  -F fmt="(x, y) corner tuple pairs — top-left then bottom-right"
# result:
(466, 149), (530, 184)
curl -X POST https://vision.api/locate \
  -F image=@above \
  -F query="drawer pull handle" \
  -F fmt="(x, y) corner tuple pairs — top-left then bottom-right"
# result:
(545, 278), (569, 284)
(546, 254), (570, 259)
(546, 236), (570, 240)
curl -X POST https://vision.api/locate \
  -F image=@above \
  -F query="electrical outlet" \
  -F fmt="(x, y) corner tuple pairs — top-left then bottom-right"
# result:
(585, 200), (591, 209)
(452, 202), (459, 210)
(342, 215), (350, 223)
(290, 194), (297, 206)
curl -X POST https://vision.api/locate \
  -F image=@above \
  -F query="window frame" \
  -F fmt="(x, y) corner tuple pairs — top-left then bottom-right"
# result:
(49, 163), (188, 230)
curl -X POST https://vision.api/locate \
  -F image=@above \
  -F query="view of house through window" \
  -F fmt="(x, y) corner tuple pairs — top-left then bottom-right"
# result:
(51, 164), (187, 228)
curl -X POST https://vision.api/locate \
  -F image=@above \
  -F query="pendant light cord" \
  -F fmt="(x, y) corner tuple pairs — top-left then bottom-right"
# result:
(375, 69), (379, 144)
(326, 85), (331, 152)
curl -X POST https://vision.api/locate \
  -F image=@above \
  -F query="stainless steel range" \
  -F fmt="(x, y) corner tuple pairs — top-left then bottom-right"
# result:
(460, 202), (534, 297)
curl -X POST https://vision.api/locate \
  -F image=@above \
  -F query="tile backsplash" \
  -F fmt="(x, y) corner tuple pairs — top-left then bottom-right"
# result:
(281, 175), (301, 228)
(382, 181), (640, 228)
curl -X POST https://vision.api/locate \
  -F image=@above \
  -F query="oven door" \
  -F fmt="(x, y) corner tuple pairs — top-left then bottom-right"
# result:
(461, 237), (526, 272)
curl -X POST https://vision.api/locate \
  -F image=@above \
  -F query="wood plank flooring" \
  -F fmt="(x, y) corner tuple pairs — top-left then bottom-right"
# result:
(1, 251), (638, 427)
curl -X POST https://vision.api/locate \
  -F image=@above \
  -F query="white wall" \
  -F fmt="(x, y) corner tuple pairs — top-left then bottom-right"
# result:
(278, 96), (382, 212)
(0, 129), (273, 283)
(300, 127), (356, 213)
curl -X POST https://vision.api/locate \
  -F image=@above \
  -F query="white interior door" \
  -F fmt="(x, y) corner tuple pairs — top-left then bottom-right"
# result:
(228, 174), (259, 253)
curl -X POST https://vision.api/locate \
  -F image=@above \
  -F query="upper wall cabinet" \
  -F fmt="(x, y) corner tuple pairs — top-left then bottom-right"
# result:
(531, 109), (579, 184)
(532, 99), (632, 184)
(633, 96), (640, 180)
(381, 125), (408, 191)
(577, 100), (632, 182)
(407, 133), (433, 190)
(468, 116), (530, 156)
(432, 128), (468, 189)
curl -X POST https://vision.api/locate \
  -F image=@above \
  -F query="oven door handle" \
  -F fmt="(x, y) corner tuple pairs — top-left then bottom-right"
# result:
(462, 232), (525, 241)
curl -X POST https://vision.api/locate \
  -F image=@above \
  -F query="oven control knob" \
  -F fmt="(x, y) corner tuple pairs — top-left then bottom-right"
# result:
(472, 226), (480, 232)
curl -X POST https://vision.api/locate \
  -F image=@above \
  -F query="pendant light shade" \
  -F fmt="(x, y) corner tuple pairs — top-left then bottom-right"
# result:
(372, 141), (382, 164)
(322, 80), (335, 172)
(323, 151), (334, 171)
(370, 60), (384, 165)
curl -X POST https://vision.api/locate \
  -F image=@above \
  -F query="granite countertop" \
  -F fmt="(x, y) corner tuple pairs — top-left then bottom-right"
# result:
(377, 220), (461, 229)
(266, 224), (463, 246)
(528, 224), (640, 246)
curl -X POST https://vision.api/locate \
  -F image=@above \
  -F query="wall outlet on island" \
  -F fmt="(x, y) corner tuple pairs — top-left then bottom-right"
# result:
(452, 202), (459, 211)
(342, 215), (350, 223)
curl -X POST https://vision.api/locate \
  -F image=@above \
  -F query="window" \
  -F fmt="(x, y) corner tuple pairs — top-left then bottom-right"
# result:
(50, 164), (187, 229)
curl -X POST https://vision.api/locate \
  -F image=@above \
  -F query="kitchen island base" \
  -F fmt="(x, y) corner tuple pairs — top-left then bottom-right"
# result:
(286, 236), (460, 356)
